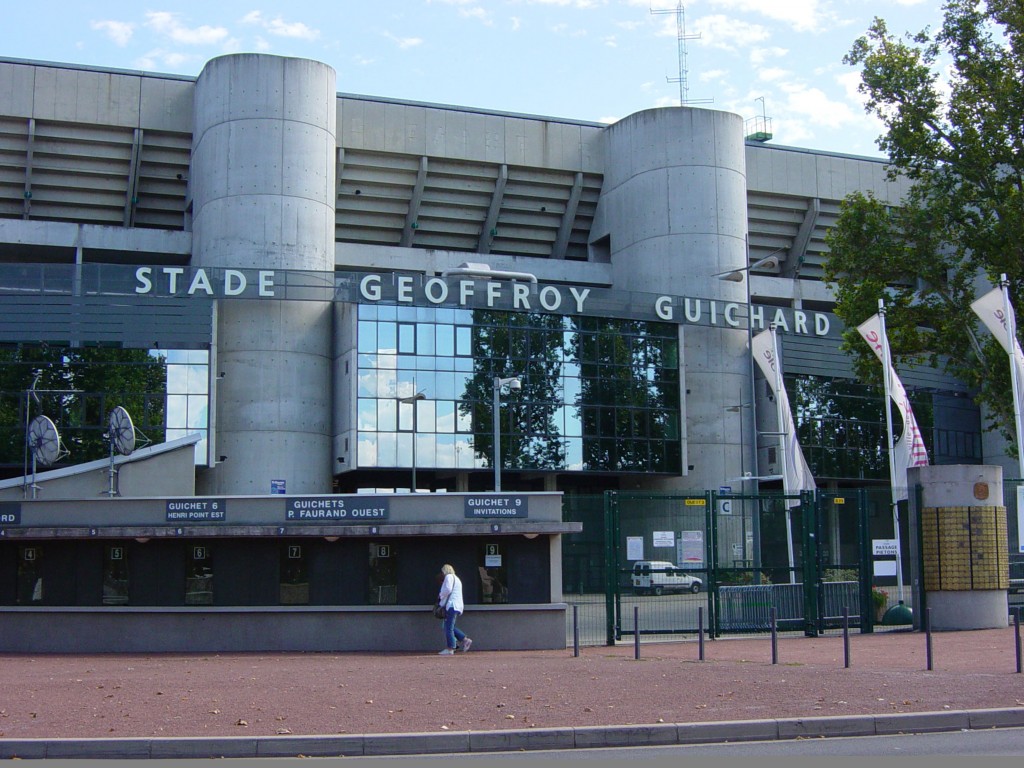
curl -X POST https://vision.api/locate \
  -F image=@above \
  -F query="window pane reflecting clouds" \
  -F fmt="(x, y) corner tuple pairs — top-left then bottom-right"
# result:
(355, 306), (682, 473)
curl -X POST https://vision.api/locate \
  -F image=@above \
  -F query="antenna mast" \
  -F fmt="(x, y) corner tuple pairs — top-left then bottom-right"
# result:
(651, 2), (712, 106)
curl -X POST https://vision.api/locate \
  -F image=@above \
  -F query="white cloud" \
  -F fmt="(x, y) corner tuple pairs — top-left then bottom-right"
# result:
(144, 12), (230, 46)
(602, 35), (618, 47)
(384, 32), (424, 50)
(838, 69), (866, 104)
(460, 7), (495, 25)
(699, 68), (729, 83)
(526, 0), (606, 8)
(777, 82), (859, 129)
(134, 49), (198, 71)
(749, 46), (789, 66)
(708, 0), (833, 34)
(242, 11), (320, 40)
(91, 20), (134, 47)
(757, 67), (791, 83)
(427, 0), (494, 23)
(510, 16), (522, 31)
(690, 15), (770, 50)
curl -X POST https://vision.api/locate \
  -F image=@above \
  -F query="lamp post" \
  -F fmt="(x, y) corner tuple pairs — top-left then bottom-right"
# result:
(716, 249), (785, 579)
(398, 390), (426, 492)
(492, 375), (522, 492)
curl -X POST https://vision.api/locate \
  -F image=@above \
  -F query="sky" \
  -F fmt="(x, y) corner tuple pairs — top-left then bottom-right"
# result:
(0, 0), (947, 158)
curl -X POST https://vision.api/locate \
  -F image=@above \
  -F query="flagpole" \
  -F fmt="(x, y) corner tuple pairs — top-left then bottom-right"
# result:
(999, 274), (1024, 480)
(770, 323), (796, 585)
(878, 299), (905, 603)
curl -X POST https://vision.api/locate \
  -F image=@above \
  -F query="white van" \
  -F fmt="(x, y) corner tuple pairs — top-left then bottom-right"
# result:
(631, 560), (702, 595)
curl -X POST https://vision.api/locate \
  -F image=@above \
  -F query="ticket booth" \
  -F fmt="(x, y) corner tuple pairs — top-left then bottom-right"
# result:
(0, 491), (579, 653)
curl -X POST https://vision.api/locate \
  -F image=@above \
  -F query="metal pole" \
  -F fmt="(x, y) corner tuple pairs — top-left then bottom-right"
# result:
(1014, 608), (1021, 674)
(878, 301), (906, 603)
(634, 606), (640, 660)
(1000, 275), (1024, 480)
(770, 606), (778, 664)
(573, 605), (580, 658)
(770, 323), (790, 581)
(843, 606), (850, 668)
(745, 250), (762, 575)
(925, 606), (933, 671)
(698, 606), (705, 661)
(492, 375), (501, 492)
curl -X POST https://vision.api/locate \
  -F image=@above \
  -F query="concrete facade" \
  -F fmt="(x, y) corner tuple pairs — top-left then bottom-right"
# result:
(192, 55), (337, 495)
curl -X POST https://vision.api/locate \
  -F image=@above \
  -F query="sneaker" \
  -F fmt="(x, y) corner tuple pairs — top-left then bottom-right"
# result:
(438, 648), (455, 655)
(460, 638), (472, 652)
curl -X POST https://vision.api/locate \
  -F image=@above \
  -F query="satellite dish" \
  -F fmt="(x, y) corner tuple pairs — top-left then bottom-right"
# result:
(28, 415), (61, 467)
(108, 406), (136, 456)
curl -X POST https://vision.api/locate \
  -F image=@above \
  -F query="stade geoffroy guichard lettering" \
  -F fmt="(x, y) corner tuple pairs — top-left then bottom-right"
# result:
(130, 266), (834, 336)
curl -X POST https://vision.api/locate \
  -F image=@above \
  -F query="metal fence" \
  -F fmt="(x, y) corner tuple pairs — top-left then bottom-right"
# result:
(561, 485), (1017, 647)
(718, 581), (862, 632)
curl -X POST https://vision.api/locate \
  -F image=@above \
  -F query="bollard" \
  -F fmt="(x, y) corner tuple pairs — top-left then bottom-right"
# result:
(573, 604), (579, 658)
(925, 606), (933, 671)
(843, 606), (850, 669)
(1015, 608), (1021, 674)
(634, 606), (640, 660)
(770, 606), (778, 664)
(698, 606), (705, 661)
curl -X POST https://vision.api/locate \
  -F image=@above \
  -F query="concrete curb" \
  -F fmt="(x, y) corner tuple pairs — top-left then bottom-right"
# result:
(2, 707), (1023, 759)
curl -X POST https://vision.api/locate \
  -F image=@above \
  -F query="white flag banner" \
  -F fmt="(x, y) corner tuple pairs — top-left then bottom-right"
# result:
(751, 329), (816, 499)
(856, 314), (930, 500)
(971, 286), (1024, 414)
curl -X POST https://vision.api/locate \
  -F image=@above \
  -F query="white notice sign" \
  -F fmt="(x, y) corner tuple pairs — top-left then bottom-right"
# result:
(872, 539), (899, 557)
(680, 530), (704, 565)
(653, 530), (675, 548)
(626, 536), (644, 561)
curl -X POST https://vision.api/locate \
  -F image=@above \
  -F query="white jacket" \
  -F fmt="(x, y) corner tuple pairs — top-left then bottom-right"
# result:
(438, 573), (464, 614)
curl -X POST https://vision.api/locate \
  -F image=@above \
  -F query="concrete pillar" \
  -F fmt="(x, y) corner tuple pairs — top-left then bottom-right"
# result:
(597, 107), (749, 491)
(909, 464), (1010, 630)
(192, 54), (337, 494)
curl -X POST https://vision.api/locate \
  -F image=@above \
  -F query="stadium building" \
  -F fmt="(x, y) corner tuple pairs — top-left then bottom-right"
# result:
(0, 53), (994, 651)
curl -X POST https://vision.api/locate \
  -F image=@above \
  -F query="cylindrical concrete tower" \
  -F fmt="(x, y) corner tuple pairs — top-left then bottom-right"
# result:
(192, 54), (336, 495)
(598, 107), (750, 491)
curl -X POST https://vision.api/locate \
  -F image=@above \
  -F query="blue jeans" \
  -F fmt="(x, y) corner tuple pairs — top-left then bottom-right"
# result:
(443, 607), (466, 649)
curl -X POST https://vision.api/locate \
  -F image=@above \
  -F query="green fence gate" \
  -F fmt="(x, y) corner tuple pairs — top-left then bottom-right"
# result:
(595, 488), (879, 643)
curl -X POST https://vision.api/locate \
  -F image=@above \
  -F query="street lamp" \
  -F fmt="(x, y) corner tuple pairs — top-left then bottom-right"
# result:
(398, 390), (426, 492)
(714, 251), (783, 498)
(492, 375), (522, 492)
(716, 248), (786, 580)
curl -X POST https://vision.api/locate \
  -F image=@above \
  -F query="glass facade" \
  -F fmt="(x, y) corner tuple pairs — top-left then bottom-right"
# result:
(157, 349), (210, 464)
(0, 345), (170, 474)
(794, 374), (982, 480)
(355, 305), (682, 475)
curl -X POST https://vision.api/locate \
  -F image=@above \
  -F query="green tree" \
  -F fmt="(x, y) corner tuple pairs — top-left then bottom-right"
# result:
(824, 0), (1024, 448)
(0, 345), (166, 474)
(570, 318), (679, 473)
(459, 311), (566, 471)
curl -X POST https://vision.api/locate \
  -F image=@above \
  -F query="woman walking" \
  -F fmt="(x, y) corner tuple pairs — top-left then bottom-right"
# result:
(437, 563), (472, 655)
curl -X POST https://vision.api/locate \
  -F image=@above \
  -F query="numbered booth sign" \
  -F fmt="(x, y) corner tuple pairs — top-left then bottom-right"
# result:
(368, 541), (397, 605)
(479, 543), (508, 604)
(280, 542), (309, 605)
(185, 544), (213, 606)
